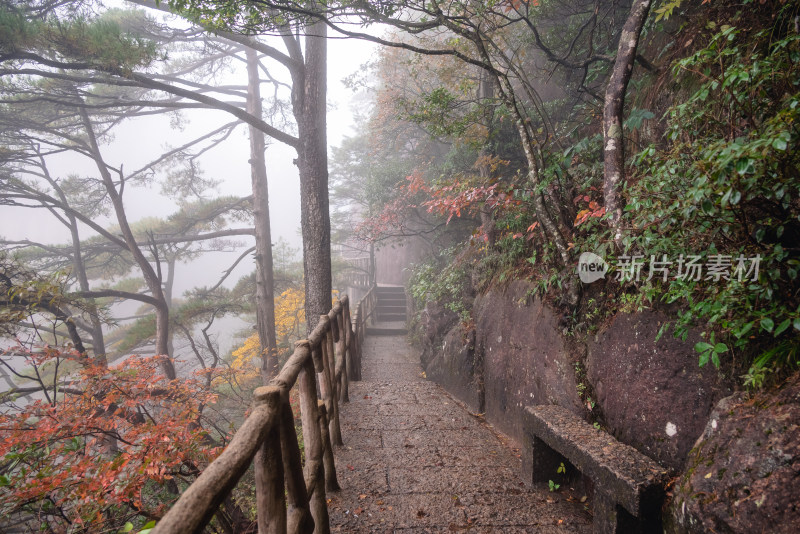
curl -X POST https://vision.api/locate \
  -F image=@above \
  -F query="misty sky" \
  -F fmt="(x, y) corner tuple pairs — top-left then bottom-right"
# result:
(0, 5), (380, 295)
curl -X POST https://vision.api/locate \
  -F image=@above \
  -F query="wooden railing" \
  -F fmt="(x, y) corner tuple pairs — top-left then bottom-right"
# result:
(339, 256), (373, 288)
(351, 286), (376, 363)
(153, 289), (376, 534)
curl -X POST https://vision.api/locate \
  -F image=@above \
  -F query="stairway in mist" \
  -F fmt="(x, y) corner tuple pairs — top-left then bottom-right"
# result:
(366, 286), (408, 336)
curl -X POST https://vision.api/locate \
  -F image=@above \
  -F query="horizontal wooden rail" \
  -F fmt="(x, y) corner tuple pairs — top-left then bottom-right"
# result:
(153, 289), (376, 534)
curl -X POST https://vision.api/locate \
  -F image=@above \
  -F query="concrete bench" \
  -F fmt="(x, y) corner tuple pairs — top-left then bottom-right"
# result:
(521, 405), (671, 534)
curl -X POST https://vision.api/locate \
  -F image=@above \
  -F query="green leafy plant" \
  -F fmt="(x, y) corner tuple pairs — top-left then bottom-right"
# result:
(408, 247), (472, 321)
(621, 10), (800, 383)
(695, 333), (729, 368)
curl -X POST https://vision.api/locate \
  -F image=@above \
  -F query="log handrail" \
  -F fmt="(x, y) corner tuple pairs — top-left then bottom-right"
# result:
(153, 289), (375, 534)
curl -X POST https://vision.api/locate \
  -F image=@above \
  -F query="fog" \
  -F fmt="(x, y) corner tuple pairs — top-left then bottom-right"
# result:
(0, 9), (379, 296)
(0, 3), (382, 400)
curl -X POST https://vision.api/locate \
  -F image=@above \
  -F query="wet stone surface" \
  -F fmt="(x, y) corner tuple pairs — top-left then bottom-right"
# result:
(328, 333), (592, 533)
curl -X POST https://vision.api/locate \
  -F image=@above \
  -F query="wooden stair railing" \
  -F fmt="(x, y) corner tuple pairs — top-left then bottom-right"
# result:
(153, 288), (376, 534)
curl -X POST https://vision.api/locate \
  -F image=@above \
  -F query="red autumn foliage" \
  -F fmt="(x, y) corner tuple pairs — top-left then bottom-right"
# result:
(502, 0), (540, 12)
(573, 194), (606, 226)
(355, 169), (522, 243)
(0, 346), (225, 530)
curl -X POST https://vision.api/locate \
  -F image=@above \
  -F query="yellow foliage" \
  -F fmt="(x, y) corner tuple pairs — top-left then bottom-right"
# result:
(276, 287), (305, 344)
(229, 287), (311, 376)
(230, 333), (262, 379)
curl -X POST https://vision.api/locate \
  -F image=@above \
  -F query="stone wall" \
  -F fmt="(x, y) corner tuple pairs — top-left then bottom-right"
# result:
(474, 281), (583, 439)
(413, 280), (800, 533)
(416, 280), (729, 471)
(587, 311), (729, 470)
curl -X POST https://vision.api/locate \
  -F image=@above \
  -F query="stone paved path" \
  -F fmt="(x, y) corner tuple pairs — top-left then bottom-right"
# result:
(328, 334), (592, 533)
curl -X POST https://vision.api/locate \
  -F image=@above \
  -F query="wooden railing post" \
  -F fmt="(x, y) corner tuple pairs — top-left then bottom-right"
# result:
(254, 386), (286, 534)
(297, 351), (330, 534)
(336, 306), (349, 403)
(317, 401), (340, 493)
(325, 327), (343, 447)
(355, 316), (363, 376)
(344, 302), (360, 382)
(278, 392), (313, 534)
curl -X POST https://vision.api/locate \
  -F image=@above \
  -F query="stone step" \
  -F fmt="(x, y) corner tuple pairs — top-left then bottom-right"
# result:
(376, 286), (405, 292)
(377, 313), (406, 322)
(378, 297), (406, 306)
(366, 326), (408, 336)
(376, 288), (406, 298)
(377, 304), (406, 313)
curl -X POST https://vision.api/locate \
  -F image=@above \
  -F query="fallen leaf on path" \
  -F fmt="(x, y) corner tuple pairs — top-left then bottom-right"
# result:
(358, 494), (367, 500)
(416, 509), (426, 518)
(354, 507), (363, 515)
(347, 465), (355, 471)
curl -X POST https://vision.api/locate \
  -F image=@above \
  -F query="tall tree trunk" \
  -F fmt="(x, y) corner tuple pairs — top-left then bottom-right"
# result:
(68, 217), (107, 363)
(164, 256), (176, 360)
(77, 105), (176, 379)
(245, 47), (280, 381)
(477, 70), (497, 248)
(494, 73), (579, 307)
(41, 157), (107, 363)
(39, 164), (108, 367)
(603, 0), (652, 245)
(297, 18), (332, 332)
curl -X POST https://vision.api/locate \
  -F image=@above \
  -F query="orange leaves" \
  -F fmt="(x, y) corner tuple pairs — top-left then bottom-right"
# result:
(501, 0), (541, 13)
(573, 196), (606, 226)
(424, 182), (518, 224)
(356, 165), (519, 243)
(405, 171), (429, 195)
(0, 349), (220, 529)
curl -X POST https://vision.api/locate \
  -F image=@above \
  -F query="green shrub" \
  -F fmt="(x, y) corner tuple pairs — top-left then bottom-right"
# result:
(623, 13), (800, 382)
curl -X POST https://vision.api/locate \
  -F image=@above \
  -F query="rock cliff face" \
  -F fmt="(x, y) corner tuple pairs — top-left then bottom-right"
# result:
(667, 374), (800, 534)
(474, 281), (583, 439)
(587, 311), (728, 471)
(416, 280), (728, 471)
